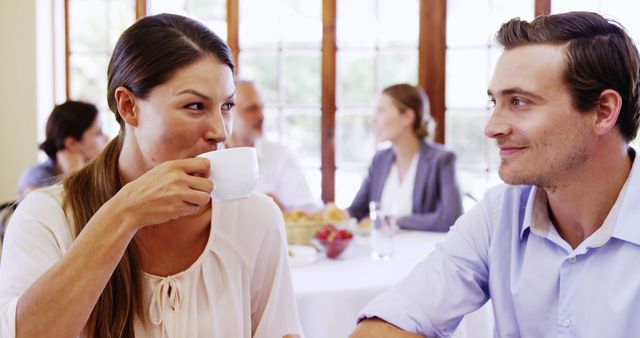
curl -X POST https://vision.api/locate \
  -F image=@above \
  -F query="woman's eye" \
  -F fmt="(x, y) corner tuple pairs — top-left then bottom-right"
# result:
(185, 103), (204, 111)
(222, 101), (236, 111)
(488, 98), (496, 108)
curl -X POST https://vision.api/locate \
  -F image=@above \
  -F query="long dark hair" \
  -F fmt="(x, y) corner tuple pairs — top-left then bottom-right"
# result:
(40, 101), (98, 162)
(496, 11), (640, 142)
(62, 13), (234, 337)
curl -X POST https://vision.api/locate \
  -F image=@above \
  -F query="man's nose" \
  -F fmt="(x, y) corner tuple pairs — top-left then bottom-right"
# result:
(484, 106), (511, 139)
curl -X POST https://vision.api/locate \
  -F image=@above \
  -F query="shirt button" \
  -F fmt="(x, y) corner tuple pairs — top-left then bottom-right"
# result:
(561, 318), (571, 327)
(569, 256), (577, 263)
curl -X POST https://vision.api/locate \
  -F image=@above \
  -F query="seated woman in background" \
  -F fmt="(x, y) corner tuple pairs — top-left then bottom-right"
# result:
(348, 84), (463, 232)
(0, 14), (301, 338)
(17, 101), (106, 198)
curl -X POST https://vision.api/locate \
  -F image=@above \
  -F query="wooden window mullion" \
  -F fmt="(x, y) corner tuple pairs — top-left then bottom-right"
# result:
(419, 0), (446, 144)
(64, 0), (70, 99)
(136, 0), (147, 19)
(321, 0), (336, 202)
(227, 0), (239, 69)
(535, 0), (551, 16)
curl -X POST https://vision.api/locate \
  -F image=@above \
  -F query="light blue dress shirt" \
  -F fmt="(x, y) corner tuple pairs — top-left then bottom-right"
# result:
(359, 150), (640, 337)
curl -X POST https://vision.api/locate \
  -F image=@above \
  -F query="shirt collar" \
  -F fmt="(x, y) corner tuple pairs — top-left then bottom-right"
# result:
(520, 147), (639, 246)
(611, 147), (640, 245)
(520, 186), (551, 240)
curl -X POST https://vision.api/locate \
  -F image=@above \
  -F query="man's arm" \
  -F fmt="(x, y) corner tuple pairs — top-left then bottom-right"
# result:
(350, 319), (425, 338)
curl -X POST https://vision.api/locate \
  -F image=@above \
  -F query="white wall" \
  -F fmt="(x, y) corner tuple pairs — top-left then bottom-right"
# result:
(0, 1), (38, 202)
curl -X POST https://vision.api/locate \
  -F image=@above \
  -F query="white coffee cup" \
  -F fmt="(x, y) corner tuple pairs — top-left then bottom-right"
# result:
(197, 147), (259, 202)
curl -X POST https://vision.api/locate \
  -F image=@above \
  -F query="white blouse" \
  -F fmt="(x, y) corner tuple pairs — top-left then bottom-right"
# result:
(0, 185), (303, 338)
(380, 153), (419, 217)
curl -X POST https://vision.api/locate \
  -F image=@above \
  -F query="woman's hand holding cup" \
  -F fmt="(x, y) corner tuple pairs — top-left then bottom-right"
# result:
(109, 157), (213, 230)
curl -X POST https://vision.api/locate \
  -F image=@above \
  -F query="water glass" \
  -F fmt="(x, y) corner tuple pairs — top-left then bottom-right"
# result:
(369, 201), (394, 261)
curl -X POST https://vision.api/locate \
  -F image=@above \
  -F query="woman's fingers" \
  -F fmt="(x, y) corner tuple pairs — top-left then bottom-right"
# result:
(181, 189), (211, 207)
(172, 157), (211, 178)
(184, 174), (214, 195)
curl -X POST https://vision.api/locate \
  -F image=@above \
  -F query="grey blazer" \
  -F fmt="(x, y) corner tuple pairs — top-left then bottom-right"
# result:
(347, 140), (463, 232)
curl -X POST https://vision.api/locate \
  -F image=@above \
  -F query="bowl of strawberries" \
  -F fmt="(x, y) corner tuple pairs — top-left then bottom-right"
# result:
(312, 224), (354, 259)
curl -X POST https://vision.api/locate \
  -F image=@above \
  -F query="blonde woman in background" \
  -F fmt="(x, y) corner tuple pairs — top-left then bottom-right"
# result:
(348, 84), (463, 231)
(0, 14), (301, 338)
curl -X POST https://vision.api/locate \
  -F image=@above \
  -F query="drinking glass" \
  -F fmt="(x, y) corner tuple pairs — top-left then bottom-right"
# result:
(369, 201), (394, 261)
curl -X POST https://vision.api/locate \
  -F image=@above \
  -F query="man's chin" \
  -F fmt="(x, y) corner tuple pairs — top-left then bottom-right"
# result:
(498, 166), (531, 186)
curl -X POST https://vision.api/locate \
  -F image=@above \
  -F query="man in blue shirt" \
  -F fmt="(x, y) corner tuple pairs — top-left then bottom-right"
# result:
(350, 11), (640, 338)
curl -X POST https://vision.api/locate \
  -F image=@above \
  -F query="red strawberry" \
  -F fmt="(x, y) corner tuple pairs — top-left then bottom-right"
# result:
(336, 229), (351, 239)
(316, 228), (329, 240)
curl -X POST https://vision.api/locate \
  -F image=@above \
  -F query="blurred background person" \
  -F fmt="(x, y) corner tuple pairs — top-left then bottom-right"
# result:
(17, 101), (106, 198)
(348, 84), (463, 231)
(227, 80), (319, 211)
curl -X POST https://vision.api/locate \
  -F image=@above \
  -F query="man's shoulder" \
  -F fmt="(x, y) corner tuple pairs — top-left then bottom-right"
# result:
(256, 138), (295, 158)
(257, 138), (287, 150)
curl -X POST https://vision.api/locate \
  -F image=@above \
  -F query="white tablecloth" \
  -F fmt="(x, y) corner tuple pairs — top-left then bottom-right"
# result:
(291, 230), (494, 338)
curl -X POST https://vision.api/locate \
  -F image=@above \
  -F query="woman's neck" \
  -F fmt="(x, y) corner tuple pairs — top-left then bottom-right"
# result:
(391, 134), (421, 182)
(392, 134), (421, 164)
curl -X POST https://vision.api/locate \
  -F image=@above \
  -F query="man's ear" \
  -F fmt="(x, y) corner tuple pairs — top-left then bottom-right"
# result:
(593, 89), (622, 136)
(114, 86), (139, 127)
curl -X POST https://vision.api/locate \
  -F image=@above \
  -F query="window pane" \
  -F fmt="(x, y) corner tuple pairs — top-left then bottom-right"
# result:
(489, 0), (534, 44)
(68, 0), (135, 139)
(204, 20), (227, 39)
(283, 52), (321, 106)
(335, 169), (366, 209)
(108, 1), (136, 50)
(337, 0), (377, 48)
(378, 0), (419, 47)
(552, 1), (640, 42)
(551, 0), (600, 13)
(336, 110), (375, 167)
(238, 51), (279, 105)
(191, 0), (226, 21)
(305, 169), (322, 204)
(239, 0), (280, 47)
(337, 51), (376, 107)
(445, 109), (489, 168)
(446, 48), (490, 109)
(69, 1), (109, 52)
(599, 2), (640, 41)
(148, 0), (226, 36)
(281, 0), (322, 47)
(447, 0), (490, 47)
(282, 111), (321, 167)
(148, 0), (188, 15)
(68, 53), (121, 137)
(379, 49), (419, 89)
(69, 54), (109, 106)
